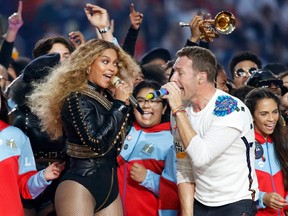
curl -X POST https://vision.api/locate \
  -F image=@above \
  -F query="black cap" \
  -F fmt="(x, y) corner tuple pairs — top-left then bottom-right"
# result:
(140, 48), (171, 65)
(22, 53), (60, 83)
(246, 69), (278, 87)
(263, 63), (287, 76)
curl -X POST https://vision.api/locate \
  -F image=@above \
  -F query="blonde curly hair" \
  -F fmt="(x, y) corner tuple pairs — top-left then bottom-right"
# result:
(29, 39), (140, 140)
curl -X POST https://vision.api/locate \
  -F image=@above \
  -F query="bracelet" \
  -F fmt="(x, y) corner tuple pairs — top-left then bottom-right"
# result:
(172, 105), (186, 117)
(98, 26), (111, 34)
(172, 105), (184, 113)
(172, 109), (186, 117)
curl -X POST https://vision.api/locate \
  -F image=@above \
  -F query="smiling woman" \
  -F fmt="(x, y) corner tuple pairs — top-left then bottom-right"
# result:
(87, 48), (120, 89)
(117, 80), (180, 216)
(28, 38), (140, 215)
(245, 88), (288, 216)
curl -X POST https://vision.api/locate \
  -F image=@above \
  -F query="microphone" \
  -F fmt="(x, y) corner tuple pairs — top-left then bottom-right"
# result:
(146, 89), (169, 99)
(111, 76), (144, 115)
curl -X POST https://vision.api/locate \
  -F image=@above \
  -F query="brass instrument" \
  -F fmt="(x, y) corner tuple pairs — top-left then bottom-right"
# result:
(179, 22), (190, 27)
(179, 11), (236, 42)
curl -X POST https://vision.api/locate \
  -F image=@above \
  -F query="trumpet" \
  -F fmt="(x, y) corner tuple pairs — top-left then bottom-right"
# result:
(179, 11), (236, 42)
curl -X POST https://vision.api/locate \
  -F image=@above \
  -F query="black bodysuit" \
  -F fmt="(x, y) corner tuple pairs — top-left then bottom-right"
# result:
(60, 82), (130, 212)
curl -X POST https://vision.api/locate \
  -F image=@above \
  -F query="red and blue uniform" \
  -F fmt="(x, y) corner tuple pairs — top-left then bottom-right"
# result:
(0, 120), (51, 216)
(117, 122), (179, 216)
(255, 131), (288, 215)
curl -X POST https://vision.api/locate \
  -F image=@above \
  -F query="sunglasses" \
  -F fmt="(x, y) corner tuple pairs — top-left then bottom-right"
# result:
(257, 80), (283, 88)
(234, 67), (257, 78)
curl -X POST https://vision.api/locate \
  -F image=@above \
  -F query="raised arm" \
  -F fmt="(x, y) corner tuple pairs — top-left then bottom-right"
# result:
(122, 3), (143, 56)
(0, 1), (24, 69)
(5, 0), (23, 43)
(84, 4), (114, 42)
(68, 31), (86, 48)
(184, 14), (209, 49)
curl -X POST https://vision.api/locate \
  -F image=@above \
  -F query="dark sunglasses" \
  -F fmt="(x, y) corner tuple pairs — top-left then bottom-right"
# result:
(234, 67), (257, 78)
(257, 80), (283, 88)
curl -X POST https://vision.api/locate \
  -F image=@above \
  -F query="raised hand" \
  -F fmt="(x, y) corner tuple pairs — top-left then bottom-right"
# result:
(189, 15), (204, 43)
(84, 4), (110, 29)
(129, 3), (143, 30)
(5, 0), (24, 43)
(68, 31), (86, 48)
(8, 0), (23, 32)
(84, 4), (114, 42)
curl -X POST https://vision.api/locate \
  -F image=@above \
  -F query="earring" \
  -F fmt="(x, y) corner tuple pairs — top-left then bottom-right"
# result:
(197, 79), (201, 85)
(87, 67), (91, 75)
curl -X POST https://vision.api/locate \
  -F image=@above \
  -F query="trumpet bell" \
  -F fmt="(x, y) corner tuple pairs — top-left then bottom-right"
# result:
(178, 11), (236, 42)
(214, 11), (236, 34)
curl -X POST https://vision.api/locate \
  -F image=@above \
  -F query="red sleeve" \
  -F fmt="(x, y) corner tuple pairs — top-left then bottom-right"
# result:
(158, 176), (180, 211)
(18, 170), (38, 199)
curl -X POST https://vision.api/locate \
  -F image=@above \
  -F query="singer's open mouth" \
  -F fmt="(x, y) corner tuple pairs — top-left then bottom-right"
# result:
(176, 86), (184, 93)
(103, 74), (113, 82)
(104, 74), (113, 78)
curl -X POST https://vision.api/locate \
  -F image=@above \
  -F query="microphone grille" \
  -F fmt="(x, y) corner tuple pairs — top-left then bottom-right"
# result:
(111, 76), (122, 86)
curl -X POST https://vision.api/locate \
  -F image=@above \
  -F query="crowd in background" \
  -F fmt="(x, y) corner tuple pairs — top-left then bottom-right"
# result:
(1, 1), (288, 215)
(1, 0), (288, 78)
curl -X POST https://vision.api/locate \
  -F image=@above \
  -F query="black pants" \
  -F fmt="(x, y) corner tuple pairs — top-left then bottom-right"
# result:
(194, 199), (257, 216)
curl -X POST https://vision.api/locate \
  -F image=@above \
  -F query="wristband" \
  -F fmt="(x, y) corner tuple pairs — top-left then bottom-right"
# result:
(98, 26), (111, 34)
(172, 109), (186, 117)
(172, 105), (186, 117)
(172, 105), (184, 113)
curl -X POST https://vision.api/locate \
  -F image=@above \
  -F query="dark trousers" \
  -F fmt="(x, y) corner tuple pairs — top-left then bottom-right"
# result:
(194, 199), (257, 216)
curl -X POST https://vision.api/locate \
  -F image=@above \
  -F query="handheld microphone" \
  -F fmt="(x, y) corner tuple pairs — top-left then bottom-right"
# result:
(146, 88), (169, 99)
(111, 76), (144, 115)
